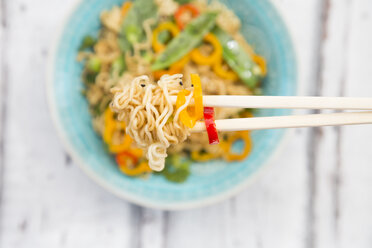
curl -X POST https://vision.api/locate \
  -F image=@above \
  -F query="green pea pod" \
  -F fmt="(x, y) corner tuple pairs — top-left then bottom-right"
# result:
(151, 12), (218, 71)
(212, 27), (263, 88)
(174, 0), (193, 4)
(118, 0), (158, 52)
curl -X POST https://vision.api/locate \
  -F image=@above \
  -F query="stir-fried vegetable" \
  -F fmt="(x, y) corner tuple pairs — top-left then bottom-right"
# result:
(252, 54), (267, 76)
(152, 22), (180, 53)
(174, 0), (193, 4)
(79, 35), (97, 51)
(190, 33), (222, 65)
(121, 1), (132, 17)
(87, 57), (101, 73)
(111, 56), (126, 76)
(213, 59), (239, 81)
(176, 90), (196, 128)
(103, 108), (133, 153)
(175, 74), (204, 128)
(220, 131), (252, 161)
(151, 12), (218, 71)
(191, 150), (217, 162)
(212, 27), (263, 88)
(191, 74), (203, 119)
(161, 155), (190, 183)
(174, 4), (200, 30)
(153, 55), (190, 80)
(116, 150), (152, 176)
(118, 0), (158, 52)
(204, 107), (219, 145)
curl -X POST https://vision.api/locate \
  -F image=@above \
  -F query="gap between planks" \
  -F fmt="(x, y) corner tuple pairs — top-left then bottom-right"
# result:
(306, 0), (331, 247)
(0, 0), (8, 244)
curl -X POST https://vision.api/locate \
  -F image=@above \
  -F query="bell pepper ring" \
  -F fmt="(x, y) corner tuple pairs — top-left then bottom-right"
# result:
(152, 22), (180, 53)
(103, 108), (133, 153)
(174, 4), (200, 30)
(190, 33), (222, 66)
(116, 151), (151, 176)
(213, 59), (239, 81)
(191, 150), (217, 162)
(204, 107), (219, 145)
(221, 131), (252, 161)
(252, 54), (267, 76)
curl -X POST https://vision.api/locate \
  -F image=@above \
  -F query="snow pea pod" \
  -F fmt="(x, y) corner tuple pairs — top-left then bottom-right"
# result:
(212, 27), (263, 88)
(118, 0), (158, 52)
(174, 0), (192, 4)
(151, 12), (218, 71)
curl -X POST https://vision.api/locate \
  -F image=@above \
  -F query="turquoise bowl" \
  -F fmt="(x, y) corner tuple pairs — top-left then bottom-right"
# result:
(47, 0), (296, 210)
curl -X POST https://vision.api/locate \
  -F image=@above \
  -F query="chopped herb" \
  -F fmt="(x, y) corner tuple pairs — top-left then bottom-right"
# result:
(79, 35), (97, 51)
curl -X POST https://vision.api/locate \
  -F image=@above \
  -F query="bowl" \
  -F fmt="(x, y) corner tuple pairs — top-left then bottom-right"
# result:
(47, 0), (296, 210)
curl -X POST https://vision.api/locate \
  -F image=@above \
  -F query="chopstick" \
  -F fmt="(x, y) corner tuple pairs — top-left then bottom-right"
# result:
(170, 95), (372, 110)
(191, 111), (372, 132)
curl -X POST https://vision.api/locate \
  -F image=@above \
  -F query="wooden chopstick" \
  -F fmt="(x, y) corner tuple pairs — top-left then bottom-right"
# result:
(170, 96), (372, 110)
(191, 111), (372, 132)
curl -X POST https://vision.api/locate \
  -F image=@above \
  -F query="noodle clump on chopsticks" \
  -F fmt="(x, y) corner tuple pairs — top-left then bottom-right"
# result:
(111, 74), (192, 171)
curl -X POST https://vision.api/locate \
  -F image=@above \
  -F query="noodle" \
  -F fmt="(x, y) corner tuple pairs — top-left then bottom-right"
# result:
(111, 74), (190, 171)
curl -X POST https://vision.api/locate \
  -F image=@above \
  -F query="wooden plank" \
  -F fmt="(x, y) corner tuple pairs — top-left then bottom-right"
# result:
(308, 0), (372, 247)
(338, 0), (372, 247)
(0, 0), (8, 243)
(0, 1), (137, 247)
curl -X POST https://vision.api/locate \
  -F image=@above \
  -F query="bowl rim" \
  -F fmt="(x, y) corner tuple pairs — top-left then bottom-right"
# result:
(46, 0), (298, 210)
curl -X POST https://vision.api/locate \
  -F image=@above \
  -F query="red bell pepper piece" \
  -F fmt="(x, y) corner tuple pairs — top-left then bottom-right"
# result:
(174, 4), (200, 30)
(204, 107), (219, 145)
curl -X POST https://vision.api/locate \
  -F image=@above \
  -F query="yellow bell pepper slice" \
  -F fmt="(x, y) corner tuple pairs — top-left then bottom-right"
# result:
(190, 73), (204, 120)
(252, 54), (267, 76)
(190, 33), (222, 65)
(103, 108), (116, 144)
(213, 59), (239, 81)
(176, 90), (197, 128)
(152, 22), (180, 53)
(116, 150), (151, 176)
(103, 108), (132, 153)
(191, 150), (217, 162)
(121, 2), (132, 18)
(221, 131), (252, 161)
(109, 135), (133, 154)
(119, 161), (152, 176)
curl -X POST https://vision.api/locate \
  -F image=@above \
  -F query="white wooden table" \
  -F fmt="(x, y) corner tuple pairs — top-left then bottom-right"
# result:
(1, 0), (372, 247)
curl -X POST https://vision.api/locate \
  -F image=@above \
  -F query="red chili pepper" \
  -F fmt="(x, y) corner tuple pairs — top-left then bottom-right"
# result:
(174, 4), (200, 30)
(204, 107), (219, 145)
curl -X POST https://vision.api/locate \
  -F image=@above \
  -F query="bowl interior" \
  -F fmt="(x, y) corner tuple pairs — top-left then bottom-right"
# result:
(49, 0), (296, 209)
